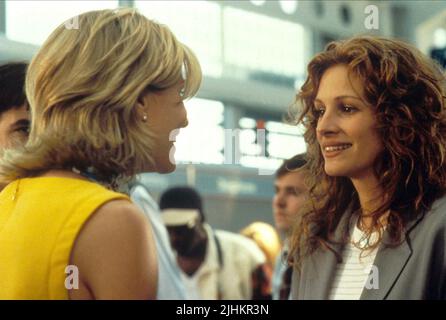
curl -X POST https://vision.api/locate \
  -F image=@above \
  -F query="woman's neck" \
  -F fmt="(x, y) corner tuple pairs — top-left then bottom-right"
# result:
(351, 173), (387, 230)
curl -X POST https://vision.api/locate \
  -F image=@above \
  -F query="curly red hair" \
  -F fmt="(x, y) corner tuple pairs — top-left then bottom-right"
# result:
(289, 35), (446, 267)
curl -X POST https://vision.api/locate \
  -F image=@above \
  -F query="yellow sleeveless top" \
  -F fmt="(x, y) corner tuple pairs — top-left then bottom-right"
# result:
(0, 177), (130, 299)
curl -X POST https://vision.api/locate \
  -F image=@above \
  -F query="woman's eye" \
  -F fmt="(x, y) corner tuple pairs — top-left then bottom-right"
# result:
(341, 104), (356, 113)
(314, 108), (325, 117)
(19, 126), (29, 133)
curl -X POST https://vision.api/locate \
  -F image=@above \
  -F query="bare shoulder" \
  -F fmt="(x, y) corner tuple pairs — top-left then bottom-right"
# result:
(70, 199), (157, 299)
(76, 199), (152, 249)
(89, 199), (150, 231)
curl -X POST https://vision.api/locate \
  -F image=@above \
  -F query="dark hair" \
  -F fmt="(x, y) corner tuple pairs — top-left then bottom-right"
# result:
(275, 153), (307, 179)
(289, 35), (446, 268)
(159, 186), (205, 222)
(0, 62), (28, 114)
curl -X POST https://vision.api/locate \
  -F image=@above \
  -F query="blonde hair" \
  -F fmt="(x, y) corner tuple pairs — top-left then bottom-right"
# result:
(240, 222), (282, 267)
(0, 8), (201, 185)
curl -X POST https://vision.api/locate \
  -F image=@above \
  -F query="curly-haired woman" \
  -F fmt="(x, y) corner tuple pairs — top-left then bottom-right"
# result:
(290, 36), (446, 300)
(0, 8), (201, 299)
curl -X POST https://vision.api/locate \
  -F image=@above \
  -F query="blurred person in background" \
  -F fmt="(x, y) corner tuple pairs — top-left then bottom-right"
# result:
(160, 186), (268, 300)
(240, 221), (281, 299)
(0, 62), (29, 151)
(290, 35), (446, 299)
(271, 153), (308, 300)
(0, 8), (201, 299)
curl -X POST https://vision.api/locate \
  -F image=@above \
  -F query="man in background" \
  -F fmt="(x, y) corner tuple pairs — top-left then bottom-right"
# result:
(159, 186), (268, 300)
(0, 62), (29, 150)
(271, 153), (307, 300)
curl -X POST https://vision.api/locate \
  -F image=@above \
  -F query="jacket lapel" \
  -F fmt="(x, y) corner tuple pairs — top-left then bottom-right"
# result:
(301, 211), (351, 299)
(302, 242), (340, 299)
(360, 212), (425, 300)
(359, 231), (411, 299)
(298, 205), (427, 300)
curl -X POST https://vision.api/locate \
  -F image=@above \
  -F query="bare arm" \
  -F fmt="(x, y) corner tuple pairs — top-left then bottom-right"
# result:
(69, 199), (158, 300)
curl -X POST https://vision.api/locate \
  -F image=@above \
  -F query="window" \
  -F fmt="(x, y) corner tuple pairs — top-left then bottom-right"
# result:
(5, 0), (118, 45)
(279, 0), (299, 15)
(135, 0), (222, 78)
(175, 98), (225, 165)
(223, 6), (305, 79)
(237, 117), (306, 171)
(433, 27), (446, 49)
(249, 0), (267, 6)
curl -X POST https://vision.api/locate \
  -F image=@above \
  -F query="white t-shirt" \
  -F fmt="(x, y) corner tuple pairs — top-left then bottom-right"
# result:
(180, 271), (203, 300)
(329, 218), (381, 300)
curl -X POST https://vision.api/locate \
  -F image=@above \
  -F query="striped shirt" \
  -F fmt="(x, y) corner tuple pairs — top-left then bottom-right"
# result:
(329, 219), (380, 300)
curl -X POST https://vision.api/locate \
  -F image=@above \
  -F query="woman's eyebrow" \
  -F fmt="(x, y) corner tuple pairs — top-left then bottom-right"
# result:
(314, 95), (363, 104)
(10, 119), (30, 130)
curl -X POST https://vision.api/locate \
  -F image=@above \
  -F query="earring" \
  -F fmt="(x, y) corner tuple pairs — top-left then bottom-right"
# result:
(143, 114), (148, 122)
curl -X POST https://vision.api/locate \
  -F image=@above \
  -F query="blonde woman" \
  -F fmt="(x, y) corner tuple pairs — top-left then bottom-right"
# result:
(0, 8), (201, 300)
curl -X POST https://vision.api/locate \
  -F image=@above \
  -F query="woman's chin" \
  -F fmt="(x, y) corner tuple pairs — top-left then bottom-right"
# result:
(156, 161), (176, 174)
(324, 164), (348, 177)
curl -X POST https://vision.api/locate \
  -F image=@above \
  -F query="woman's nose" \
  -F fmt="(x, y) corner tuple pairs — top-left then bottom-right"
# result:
(316, 108), (339, 137)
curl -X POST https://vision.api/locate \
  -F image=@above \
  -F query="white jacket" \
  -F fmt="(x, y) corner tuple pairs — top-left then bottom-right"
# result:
(180, 223), (266, 299)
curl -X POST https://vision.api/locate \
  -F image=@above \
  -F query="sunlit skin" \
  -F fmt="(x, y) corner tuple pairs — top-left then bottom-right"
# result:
(273, 171), (307, 235)
(314, 65), (386, 228)
(139, 81), (188, 173)
(0, 104), (29, 150)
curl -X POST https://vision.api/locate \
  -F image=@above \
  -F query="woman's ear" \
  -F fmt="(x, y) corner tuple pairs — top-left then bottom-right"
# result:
(136, 93), (150, 114)
(136, 93), (150, 122)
